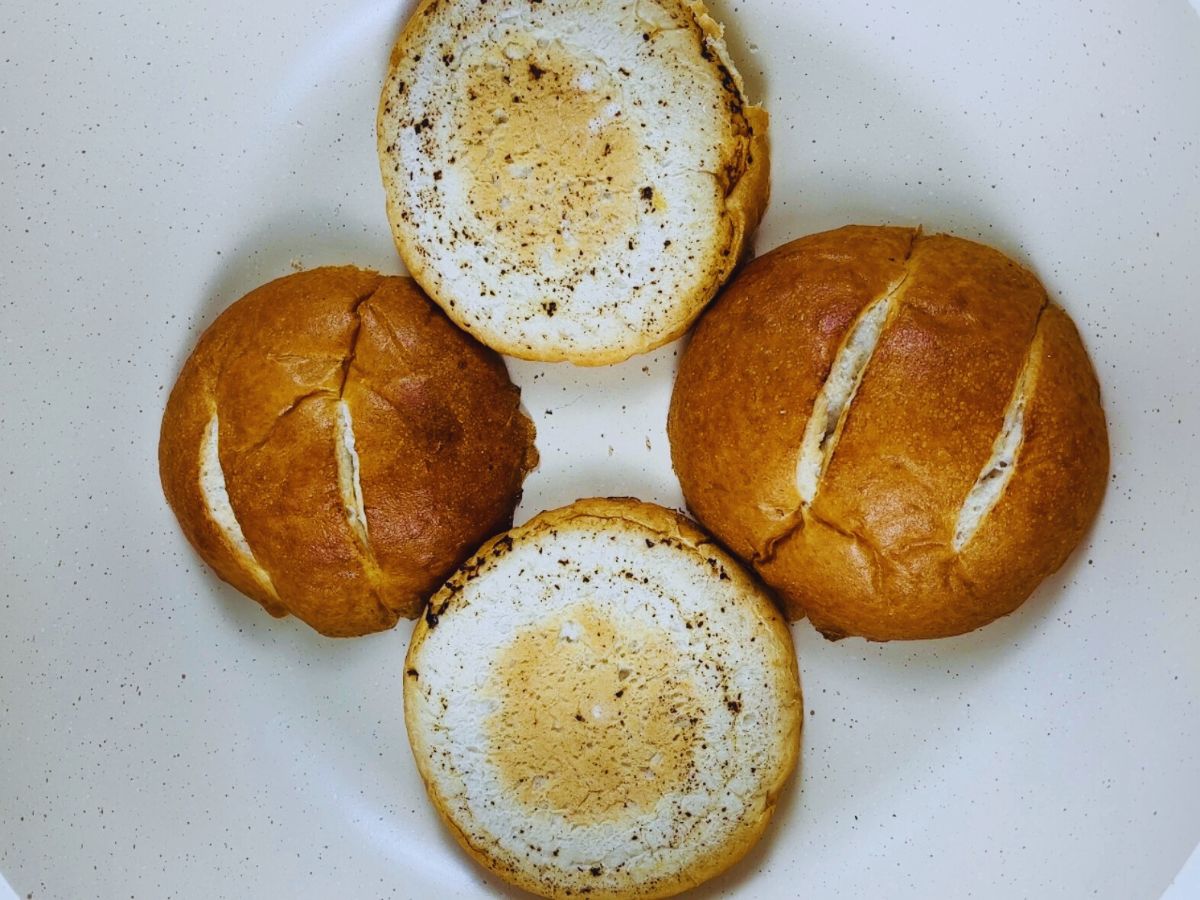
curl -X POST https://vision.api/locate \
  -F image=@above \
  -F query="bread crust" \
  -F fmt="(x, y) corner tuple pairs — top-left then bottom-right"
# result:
(405, 498), (802, 899)
(377, 0), (769, 365)
(668, 226), (1109, 641)
(159, 267), (537, 637)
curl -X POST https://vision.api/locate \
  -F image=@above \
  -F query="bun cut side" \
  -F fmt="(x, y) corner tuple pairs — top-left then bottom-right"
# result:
(404, 499), (802, 899)
(378, 0), (769, 365)
(669, 226), (1109, 641)
(159, 267), (537, 637)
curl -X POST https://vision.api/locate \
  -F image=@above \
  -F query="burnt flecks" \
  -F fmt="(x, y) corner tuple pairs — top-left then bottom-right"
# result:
(528, 62), (545, 80)
(406, 668), (420, 679)
(695, 30), (746, 115)
(640, 186), (654, 201)
(706, 557), (730, 581)
(413, 116), (432, 134)
(715, 63), (744, 114)
(452, 554), (488, 584)
(542, 301), (558, 317)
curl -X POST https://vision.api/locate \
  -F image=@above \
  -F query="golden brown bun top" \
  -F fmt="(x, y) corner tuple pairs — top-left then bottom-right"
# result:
(159, 266), (537, 637)
(669, 226), (1109, 640)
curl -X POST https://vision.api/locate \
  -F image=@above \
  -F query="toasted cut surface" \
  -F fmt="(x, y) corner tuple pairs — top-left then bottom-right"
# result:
(668, 226), (1109, 641)
(378, 0), (768, 365)
(159, 267), (538, 637)
(404, 498), (802, 899)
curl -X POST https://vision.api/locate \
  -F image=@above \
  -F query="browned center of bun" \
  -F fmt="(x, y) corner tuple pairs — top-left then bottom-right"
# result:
(459, 42), (641, 269)
(485, 603), (700, 826)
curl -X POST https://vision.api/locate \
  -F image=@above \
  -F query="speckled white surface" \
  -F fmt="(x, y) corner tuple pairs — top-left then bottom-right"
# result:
(1, 1), (1198, 898)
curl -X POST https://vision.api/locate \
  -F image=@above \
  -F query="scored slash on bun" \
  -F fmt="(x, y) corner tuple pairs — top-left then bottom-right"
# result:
(404, 498), (802, 899)
(159, 267), (538, 637)
(378, 0), (769, 365)
(669, 226), (1110, 641)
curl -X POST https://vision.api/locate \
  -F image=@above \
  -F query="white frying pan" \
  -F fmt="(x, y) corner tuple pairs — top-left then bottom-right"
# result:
(1, 0), (1197, 897)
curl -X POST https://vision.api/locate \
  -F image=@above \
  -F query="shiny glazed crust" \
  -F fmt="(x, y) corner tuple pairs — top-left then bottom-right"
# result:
(159, 267), (537, 637)
(668, 226), (1109, 641)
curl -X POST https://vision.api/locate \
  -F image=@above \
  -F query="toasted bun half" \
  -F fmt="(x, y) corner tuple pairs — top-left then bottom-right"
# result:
(404, 498), (801, 899)
(668, 226), (1109, 641)
(159, 267), (537, 637)
(378, 0), (768, 365)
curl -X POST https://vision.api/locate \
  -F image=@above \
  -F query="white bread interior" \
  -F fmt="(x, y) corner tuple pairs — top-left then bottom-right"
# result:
(404, 499), (801, 899)
(378, 0), (768, 365)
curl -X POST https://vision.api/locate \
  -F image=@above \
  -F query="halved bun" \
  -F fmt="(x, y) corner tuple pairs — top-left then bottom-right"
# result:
(159, 267), (538, 637)
(378, 0), (768, 365)
(668, 226), (1109, 641)
(404, 498), (801, 899)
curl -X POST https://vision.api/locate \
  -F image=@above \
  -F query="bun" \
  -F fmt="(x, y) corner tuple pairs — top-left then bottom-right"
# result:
(668, 226), (1109, 641)
(159, 266), (537, 637)
(377, 0), (768, 365)
(404, 498), (802, 899)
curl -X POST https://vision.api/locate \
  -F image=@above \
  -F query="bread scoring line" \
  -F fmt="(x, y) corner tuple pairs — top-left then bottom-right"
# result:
(756, 232), (1058, 569)
(753, 233), (919, 566)
(198, 415), (279, 600)
(197, 283), (393, 607)
(793, 269), (913, 507)
(952, 301), (1049, 550)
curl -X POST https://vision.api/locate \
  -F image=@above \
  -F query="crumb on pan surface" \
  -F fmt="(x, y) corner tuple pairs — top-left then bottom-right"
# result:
(405, 498), (802, 899)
